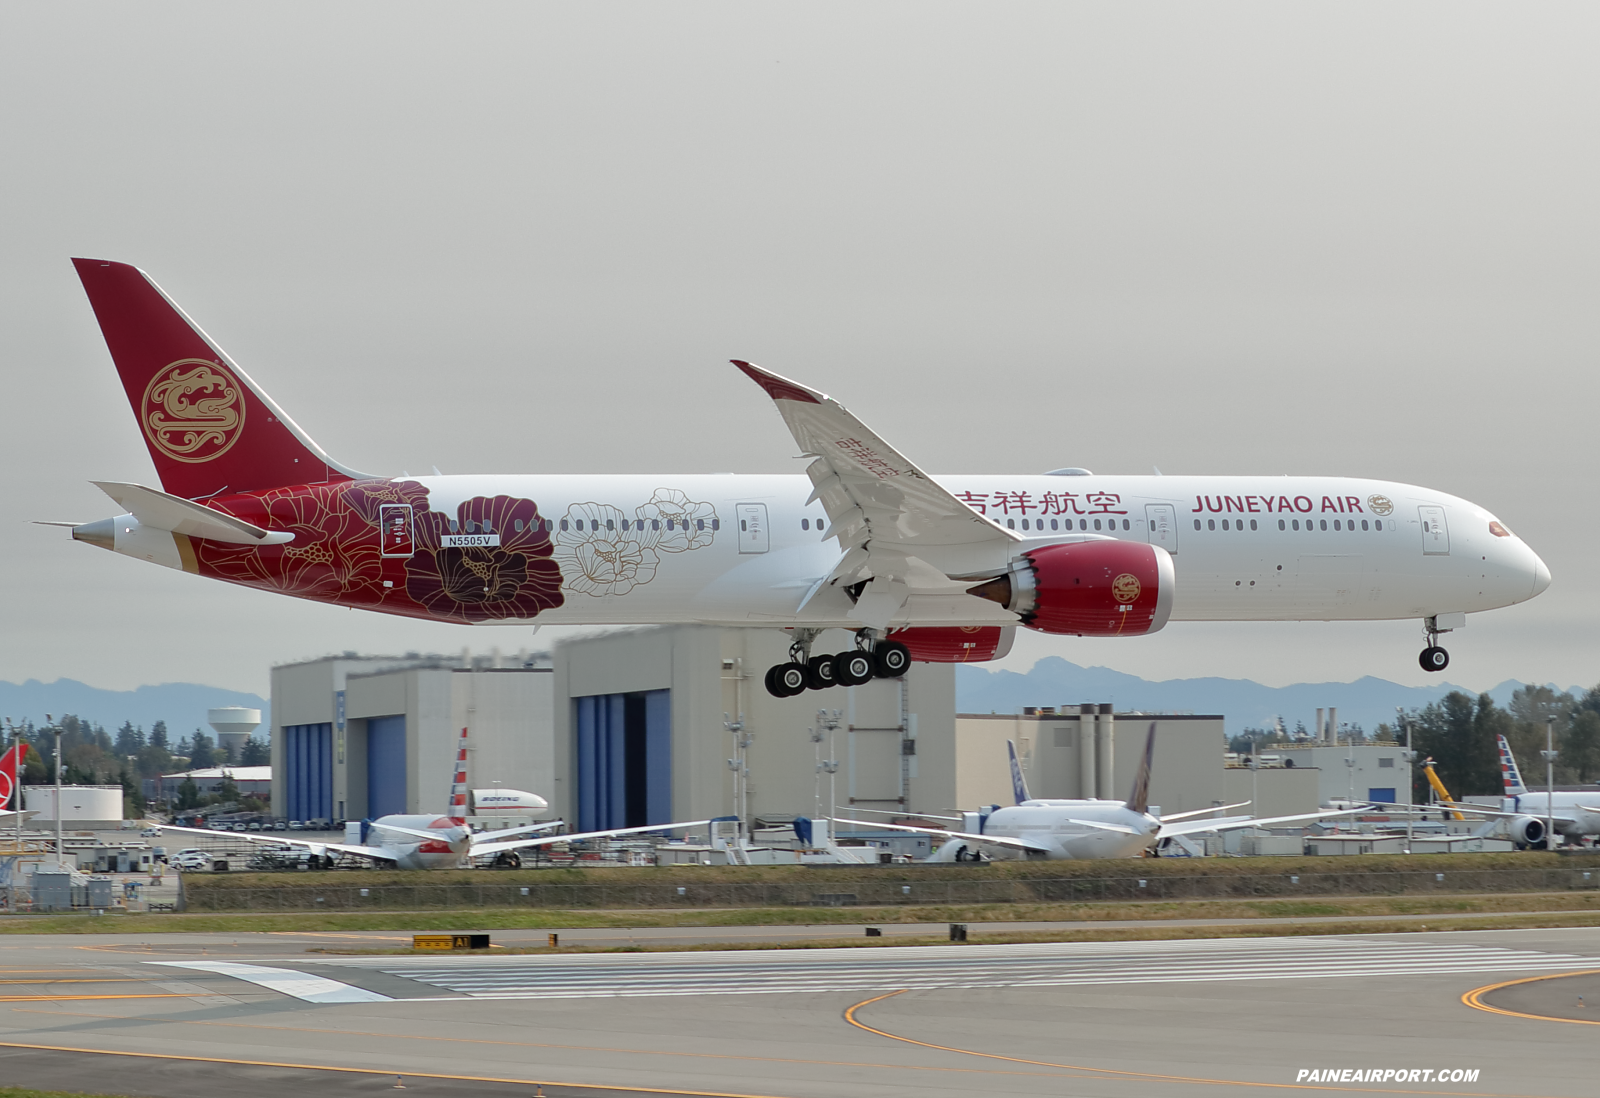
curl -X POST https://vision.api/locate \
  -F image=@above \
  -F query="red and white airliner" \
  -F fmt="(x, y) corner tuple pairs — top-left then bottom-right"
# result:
(62, 259), (1550, 697)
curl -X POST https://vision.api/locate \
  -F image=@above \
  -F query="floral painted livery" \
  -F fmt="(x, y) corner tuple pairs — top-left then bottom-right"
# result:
(554, 489), (719, 597)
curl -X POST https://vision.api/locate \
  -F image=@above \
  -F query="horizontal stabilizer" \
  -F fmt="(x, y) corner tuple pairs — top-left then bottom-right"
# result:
(92, 481), (294, 545)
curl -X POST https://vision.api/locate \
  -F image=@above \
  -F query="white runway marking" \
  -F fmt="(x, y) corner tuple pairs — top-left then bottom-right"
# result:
(296, 936), (1600, 1001)
(149, 961), (393, 1003)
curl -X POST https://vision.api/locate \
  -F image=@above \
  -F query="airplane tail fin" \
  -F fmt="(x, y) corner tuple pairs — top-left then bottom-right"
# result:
(1124, 723), (1157, 814)
(1497, 734), (1529, 797)
(1007, 739), (1031, 804)
(0, 744), (22, 811)
(447, 727), (470, 824)
(71, 259), (365, 500)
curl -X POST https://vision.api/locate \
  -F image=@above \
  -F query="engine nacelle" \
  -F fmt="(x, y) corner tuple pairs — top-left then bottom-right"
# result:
(886, 626), (1015, 663)
(968, 540), (1175, 637)
(1508, 815), (1547, 846)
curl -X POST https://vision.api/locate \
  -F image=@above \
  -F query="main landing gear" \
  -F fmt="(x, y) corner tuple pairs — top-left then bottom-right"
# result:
(1418, 615), (1451, 673)
(764, 630), (910, 698)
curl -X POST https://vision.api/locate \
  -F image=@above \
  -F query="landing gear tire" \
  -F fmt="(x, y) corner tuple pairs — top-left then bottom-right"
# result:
(771, 662), (808, 697)
(834, 650), (875, 687)
(1419, 646), (1449, 673)
(494, 851), (522, 869)
(805, 654), (838, 691)
(764, 665), (783, 698)
(872, 641), (910, 679)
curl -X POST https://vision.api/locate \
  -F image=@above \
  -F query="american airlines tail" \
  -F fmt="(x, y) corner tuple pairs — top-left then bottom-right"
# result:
(1497, 734), (1530, 797)
(1124, 723), (1157, 814)
(447, 727), (470, 825)
(71, 258), (364, 500)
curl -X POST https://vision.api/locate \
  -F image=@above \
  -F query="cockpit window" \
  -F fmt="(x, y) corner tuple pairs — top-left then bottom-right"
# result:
(1489, 520), (1512, 538)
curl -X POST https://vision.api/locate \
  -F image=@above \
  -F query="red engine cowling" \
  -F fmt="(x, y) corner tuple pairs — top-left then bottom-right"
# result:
(886, 626), (1015, 663)
(968, 540), (1175, 637)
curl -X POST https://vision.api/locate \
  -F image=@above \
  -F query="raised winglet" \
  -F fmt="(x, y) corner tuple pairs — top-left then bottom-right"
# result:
(731, 360), (824, 405)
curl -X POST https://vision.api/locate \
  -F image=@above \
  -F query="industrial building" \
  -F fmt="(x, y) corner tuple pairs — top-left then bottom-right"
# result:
(268, 631), (1340, 833)
(269, 651), (554, 823)
(550, 626), (953, 828)
(267, 629), (954, 826)
(23, 786), (125, 830)
(958, 706), (1319, 819)
(153, 766), (272, 804)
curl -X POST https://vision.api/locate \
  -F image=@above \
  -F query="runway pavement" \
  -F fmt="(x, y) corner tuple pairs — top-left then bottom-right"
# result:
(0, 926), (1595, 1097)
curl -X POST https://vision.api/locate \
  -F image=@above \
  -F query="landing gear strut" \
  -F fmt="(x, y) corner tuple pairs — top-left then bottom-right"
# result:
(1419, 616), (1450, 673)
(763, 630), (911, 697)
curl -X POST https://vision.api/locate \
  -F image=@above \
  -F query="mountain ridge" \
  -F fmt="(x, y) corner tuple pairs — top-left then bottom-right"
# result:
(954, 657), (1581, 734)
(0, 679), (270, 739)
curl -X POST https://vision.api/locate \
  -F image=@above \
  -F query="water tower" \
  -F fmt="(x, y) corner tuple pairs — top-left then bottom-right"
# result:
(208, 707), (261, 764)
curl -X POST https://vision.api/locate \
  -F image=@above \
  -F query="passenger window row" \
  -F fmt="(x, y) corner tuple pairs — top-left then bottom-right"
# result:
(1006, 517), (1132, 532)
(1192, 517), (1387, 532)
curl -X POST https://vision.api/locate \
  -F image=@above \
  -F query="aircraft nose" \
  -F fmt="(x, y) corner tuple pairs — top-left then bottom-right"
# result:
(1531, 552), (1552, 598)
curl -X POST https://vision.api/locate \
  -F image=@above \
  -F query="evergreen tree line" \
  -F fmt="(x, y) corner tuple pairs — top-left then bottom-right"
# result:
(1230, 684), (1600, 802)
(2, 715), (269, 817)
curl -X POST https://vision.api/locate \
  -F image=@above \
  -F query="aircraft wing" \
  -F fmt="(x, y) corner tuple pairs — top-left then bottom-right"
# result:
(154, 825), (397, 862)
(829, 817), (1052, 854)
(1158, 801), (1251, 823)
(470, 820), (712, 859)
(1156, 806), (1368, 839)
(733, 360), (1017, 625)
(467, 820), (563, 847)
(1399, 802), (1585, 827)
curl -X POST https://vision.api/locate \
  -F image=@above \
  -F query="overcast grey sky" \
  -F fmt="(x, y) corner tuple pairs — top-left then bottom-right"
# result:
(3, 3), (1596, 696)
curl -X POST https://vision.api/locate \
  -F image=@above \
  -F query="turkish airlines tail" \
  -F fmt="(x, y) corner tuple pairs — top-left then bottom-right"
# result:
(70, 259), (364, 500)
(1124, 723), (1157, 814)
(0, 744), (23, 811)
(447, 727), (470, 824)
(1496, 734), (1530, 797)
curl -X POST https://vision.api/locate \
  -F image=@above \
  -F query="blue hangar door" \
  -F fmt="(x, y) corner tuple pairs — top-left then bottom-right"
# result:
(283, 723), (332, 822)
(574, 691), (671, 832)
(366, 715), (408, 818)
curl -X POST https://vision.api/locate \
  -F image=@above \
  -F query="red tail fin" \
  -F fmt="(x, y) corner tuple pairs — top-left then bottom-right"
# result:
(448, 727), (470, 825)
(0, 744), (22, 811)
(72, 259), (363, 499)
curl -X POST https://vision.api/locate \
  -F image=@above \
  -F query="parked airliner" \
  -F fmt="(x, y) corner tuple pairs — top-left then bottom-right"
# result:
(1436, 734), (1600, 849)
(832, 733), (1363, 860)
(61, 260), (1550, 696)
(157, 728), (704, 869)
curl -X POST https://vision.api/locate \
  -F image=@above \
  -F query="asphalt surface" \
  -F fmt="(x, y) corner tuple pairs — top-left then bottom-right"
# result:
(0, 926), (1595, 1097)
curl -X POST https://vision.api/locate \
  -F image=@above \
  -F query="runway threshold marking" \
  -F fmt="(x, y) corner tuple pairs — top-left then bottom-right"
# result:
(1461, 969), (1600, 1026)
(0, 995), (195, 1003)
(0, 1039), (805, 1098)
(7, 1009), (1098, 1083)
(843, 991), (1566, 1098)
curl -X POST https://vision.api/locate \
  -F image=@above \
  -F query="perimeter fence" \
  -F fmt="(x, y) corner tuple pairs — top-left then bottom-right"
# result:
(181, 866), (1600, 912)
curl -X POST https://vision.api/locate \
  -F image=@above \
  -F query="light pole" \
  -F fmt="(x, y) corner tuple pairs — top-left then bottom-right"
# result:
(47, 715), (63, 869)
(1542, 714), (1559, 851)
(722, 712), (750, 836)
(1396, 708), (1415, 854)
(817, 709), (842, 841)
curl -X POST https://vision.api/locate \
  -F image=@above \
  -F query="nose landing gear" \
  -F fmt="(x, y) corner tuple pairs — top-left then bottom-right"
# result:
(1418, 615), (1457, 672)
